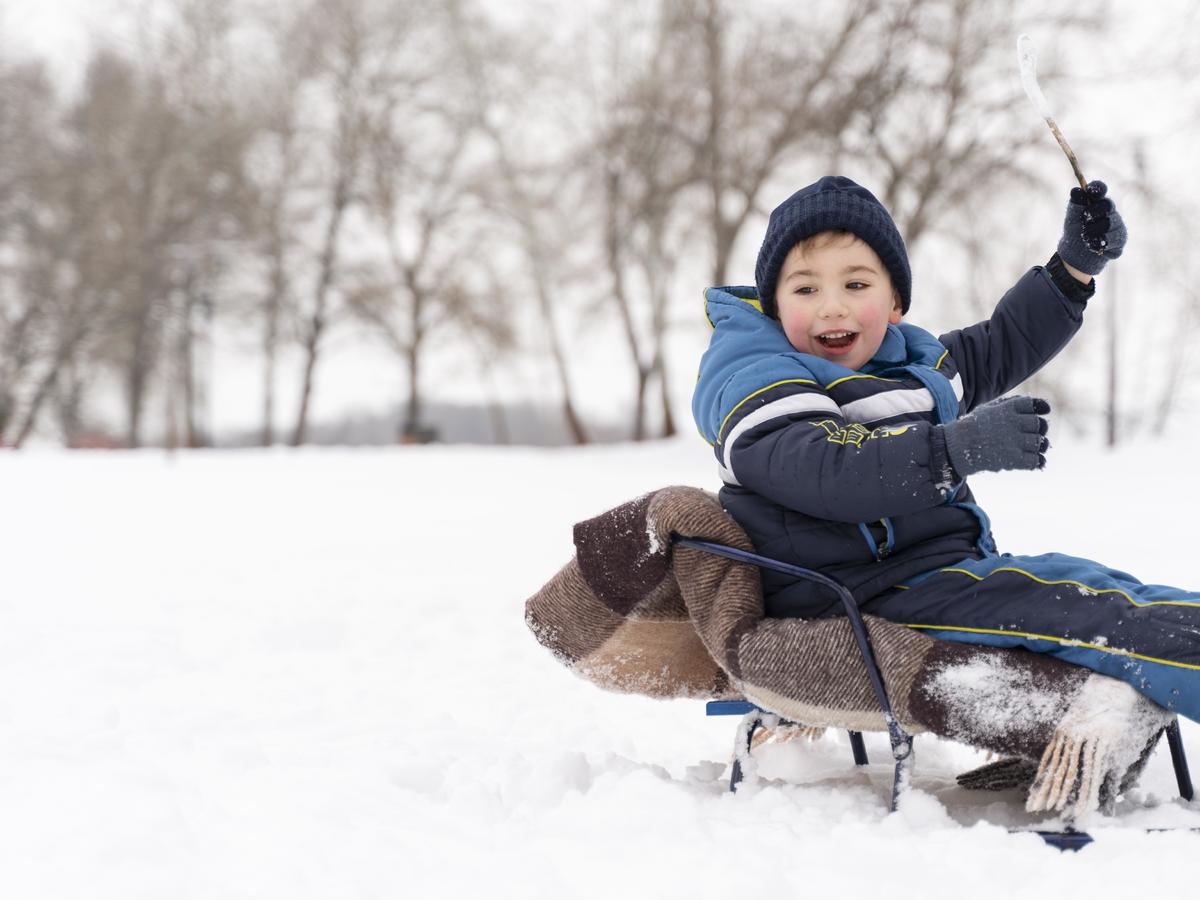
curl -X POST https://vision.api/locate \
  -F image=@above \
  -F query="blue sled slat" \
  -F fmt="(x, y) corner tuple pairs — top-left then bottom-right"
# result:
(706, 700), (758, 716)
(1032, 830), (1094, 851)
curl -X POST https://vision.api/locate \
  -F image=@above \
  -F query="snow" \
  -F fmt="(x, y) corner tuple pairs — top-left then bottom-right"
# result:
(924, 655), (1067, 741)
(3, 436), (1200, 898)
(1017, 34), (1055, 121)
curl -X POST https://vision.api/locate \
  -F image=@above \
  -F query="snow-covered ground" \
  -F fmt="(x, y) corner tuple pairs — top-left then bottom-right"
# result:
(2, 437), (1199, 899)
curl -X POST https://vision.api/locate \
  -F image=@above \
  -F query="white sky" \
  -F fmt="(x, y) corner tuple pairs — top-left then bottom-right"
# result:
(1, 0), (112, 81)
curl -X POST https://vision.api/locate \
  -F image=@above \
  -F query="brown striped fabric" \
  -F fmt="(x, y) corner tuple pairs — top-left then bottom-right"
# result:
(525, 486), (1143, 762)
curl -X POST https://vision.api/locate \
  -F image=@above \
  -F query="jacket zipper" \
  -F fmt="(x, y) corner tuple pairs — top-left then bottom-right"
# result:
(876, 517), (894, 560)
(858, 519), (894, 561)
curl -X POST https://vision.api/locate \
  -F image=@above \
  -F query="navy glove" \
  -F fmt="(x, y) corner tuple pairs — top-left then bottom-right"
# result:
(938, 396), (1050, 479)
(1056, 180), (1127, 276)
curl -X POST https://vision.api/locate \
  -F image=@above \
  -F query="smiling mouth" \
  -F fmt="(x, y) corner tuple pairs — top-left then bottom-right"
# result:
(816, 331), (858, 351)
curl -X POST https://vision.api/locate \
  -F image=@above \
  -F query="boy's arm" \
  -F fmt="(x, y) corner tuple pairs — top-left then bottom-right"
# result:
(942, 181), (1125, 412)
(938, 255), (1091, 412)
(1061, 259), (1094, 285)
(721, 393), (952, 524)
(721, 387), (1048, 524)
(715, 381), (1046, 520)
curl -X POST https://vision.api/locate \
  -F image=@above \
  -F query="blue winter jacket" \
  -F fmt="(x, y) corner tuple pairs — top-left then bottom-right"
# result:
(691, 266), (1087, 618)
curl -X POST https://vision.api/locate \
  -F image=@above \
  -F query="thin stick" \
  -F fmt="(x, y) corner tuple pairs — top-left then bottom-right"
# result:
(1045, 117), (1089, 191)
(1017, 35), (1088, 191)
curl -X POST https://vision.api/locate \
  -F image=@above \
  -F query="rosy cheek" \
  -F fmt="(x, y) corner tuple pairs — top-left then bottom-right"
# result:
(780, 314), (810, 349)
(856, 307), (882, 329)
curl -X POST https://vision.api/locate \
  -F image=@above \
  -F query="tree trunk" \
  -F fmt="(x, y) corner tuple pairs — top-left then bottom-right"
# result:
(12, 321), (88, 448)
(10, 273), (115, 449)
(126, 308), (153, 449)
(604, 166), (649, 440)
(711, 219), (739, 289)
(534, 272), (587, 445)
(56, 363), (85, 448)
(633, 367), (650, 441)
(485, 390), (510, 445)
(399, 272), (425, 441)
(260, 114), (299, 448)
(261, 255), (285, 447)
(291, 176), (350, 447)
(658, 362), (677, 438)
(0, 297), (43, 444)
(702, 0), (730, 289)
(644, 220), (676, 439)
(181, 282), (209, 449)
(401, 341), (421, 440)
(1105, 266), (1118, 447)
(0, 390), (13, 444)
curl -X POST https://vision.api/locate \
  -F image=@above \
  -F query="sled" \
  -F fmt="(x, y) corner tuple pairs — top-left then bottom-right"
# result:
(676, 536), (1197, 851)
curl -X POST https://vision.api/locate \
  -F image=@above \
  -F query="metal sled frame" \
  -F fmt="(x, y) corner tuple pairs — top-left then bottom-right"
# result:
(673, 535), (1196, 851)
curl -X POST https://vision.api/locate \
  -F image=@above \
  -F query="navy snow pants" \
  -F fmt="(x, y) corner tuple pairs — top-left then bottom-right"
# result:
(863, 552), (1200, 723)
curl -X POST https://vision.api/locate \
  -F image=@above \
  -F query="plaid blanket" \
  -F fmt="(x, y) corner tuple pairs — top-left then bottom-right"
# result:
(525, 486), (1172, 819)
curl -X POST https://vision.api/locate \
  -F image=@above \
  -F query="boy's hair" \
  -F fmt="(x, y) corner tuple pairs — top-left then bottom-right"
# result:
(792, 229), (855, 254)
(755, 176), (911, 319)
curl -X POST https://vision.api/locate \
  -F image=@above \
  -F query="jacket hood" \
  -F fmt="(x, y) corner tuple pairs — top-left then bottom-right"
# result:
(692, 286), (948, 445)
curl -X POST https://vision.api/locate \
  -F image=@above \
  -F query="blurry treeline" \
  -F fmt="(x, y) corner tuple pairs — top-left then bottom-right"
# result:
(0, 0), (1196, 448)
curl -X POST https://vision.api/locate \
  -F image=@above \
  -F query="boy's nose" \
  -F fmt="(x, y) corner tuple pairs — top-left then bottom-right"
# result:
(818, 297), (849, 317)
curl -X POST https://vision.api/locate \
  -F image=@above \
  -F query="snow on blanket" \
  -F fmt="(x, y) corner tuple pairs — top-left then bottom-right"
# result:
(1, 438), (1199, 899)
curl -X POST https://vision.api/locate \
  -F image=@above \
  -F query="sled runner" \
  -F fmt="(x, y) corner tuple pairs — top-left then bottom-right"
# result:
(679, 536), (1197, 851)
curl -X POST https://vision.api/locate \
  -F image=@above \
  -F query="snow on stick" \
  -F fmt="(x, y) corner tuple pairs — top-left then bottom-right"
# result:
(1017, 34), (1088, 191)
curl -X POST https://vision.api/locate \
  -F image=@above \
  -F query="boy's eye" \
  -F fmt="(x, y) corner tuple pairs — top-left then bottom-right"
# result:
(846, 281), (868, 290)
(794, 286), (816, 295)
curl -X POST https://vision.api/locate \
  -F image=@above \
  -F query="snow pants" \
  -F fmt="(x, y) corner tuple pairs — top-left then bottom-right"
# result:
(862, 552), (1200, 723)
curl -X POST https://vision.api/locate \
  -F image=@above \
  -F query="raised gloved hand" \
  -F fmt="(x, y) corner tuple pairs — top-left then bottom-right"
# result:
(938, 395), (1050, 480)
(1056, 180), (1127, 276)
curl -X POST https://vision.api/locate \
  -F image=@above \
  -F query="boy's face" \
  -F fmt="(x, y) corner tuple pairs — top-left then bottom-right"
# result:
(774, 233), (902, 371)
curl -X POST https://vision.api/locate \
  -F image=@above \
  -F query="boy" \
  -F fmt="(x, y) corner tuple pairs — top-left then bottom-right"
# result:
(692, 175), (1200, 722)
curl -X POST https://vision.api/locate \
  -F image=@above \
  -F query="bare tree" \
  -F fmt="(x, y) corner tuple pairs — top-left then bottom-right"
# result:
(288, 0), (417, 446)
(22, 15), (251, 449)
(583, 2), (698, 439)
(151, 0), (260, 449)
(344, 11), (493, 442)
(79, 52), (180, 448)
(446, 0), (590, 444)
(1, 51), (145, 448)
(244, 2), (322, 446)
(0, 59), (59, 444)
(670, 0), (917, 287)
(2, 0), (263, 450)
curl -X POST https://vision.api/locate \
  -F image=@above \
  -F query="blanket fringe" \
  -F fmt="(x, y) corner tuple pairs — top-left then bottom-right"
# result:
(1025, 674), (1173, 821)
(1026, 733), (1107, 818)
(750, 723), (827, 750)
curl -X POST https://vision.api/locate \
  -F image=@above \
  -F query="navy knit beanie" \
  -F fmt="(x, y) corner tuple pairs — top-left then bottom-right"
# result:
(755, 176), (911, 319)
